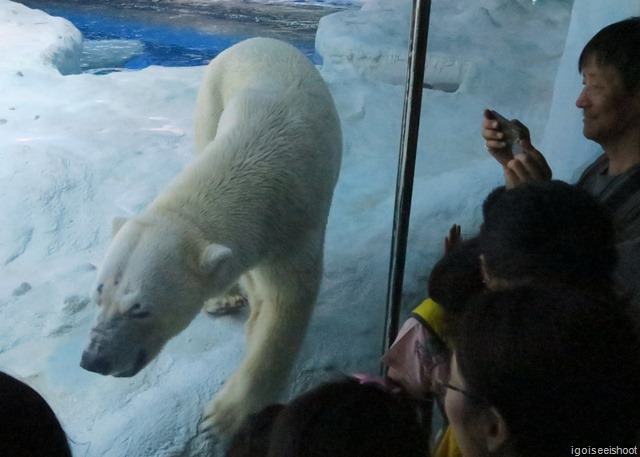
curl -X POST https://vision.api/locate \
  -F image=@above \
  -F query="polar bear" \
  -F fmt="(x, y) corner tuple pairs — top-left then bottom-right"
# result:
(80, 37), (342, 437)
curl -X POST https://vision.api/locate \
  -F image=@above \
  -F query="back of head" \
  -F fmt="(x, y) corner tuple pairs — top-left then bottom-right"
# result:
(579, 16), (640, 94)
(0, 371), (72, 457)
(455, 286), (640, 457)
(428, 237), (485, 338)
(428, 236), (484, 315)
(267, 378), (426, 457)
(480, 181), (617, 293)
(226, 404), (284, 457)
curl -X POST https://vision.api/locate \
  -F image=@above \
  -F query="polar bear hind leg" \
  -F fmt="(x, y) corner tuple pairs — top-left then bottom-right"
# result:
(200, 228), (324, 437)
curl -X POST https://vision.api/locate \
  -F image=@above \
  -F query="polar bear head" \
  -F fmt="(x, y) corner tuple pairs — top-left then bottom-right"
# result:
(80, 216), (239, 377)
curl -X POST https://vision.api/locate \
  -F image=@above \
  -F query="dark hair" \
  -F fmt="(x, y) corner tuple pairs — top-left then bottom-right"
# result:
(226, 404), (284, 457)
(267, 378), (427, 457)
(455, 286), (640, 457)
(578, 17), (640, 94)
(428, 237), (484, 315)
(0, 371), (72, 457)
(428, 237), (485, 339)
(480, 181), (617, 293)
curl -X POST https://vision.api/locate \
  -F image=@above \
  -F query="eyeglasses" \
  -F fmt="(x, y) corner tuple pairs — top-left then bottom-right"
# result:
(432, 369), (484, 403)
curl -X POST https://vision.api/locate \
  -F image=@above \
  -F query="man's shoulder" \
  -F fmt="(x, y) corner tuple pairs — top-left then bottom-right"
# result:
(577, 153), (609, 183)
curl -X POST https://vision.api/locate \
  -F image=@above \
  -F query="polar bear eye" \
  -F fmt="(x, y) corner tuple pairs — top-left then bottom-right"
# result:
(128, 303), (150, 319)
(97, 284), (104, 294)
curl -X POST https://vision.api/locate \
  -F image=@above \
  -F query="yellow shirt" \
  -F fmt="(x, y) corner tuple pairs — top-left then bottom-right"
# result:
(432, 426), (462, 457)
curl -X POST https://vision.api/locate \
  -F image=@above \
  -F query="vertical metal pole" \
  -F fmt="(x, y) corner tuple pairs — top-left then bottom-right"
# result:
(382, 0), (432, 357)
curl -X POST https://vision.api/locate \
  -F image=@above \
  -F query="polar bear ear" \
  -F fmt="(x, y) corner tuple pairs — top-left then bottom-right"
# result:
(200, 243), (234, 280)
(112, 217), (129, 237)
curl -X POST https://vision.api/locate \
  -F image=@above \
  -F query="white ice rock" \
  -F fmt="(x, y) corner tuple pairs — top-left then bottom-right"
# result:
(0, 1), (83, 75)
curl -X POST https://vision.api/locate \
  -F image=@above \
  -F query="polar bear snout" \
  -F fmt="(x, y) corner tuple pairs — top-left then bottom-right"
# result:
(80, 343), (148, 378)
(80, 348), (113, 375)
(80, 321), (151, 377)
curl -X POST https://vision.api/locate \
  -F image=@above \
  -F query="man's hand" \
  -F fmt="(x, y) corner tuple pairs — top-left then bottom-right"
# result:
(482, 109), (514, 167)
(482, 109), (552, 188)
(503, 137), (552, 189)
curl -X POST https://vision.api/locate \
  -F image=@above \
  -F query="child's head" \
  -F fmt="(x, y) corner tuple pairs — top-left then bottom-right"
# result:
(267, 378), (427, 457)
(427, 237), (485, 338)
(0, 371), (72, 457)
(428, 236), (484, 314)
(479, 181), (616, 293)
(226, 404), (284, 457)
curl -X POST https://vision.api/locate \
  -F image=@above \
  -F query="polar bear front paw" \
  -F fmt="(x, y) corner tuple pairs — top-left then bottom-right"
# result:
(204, 293), (247, 316)
(199, 393), (251, 439)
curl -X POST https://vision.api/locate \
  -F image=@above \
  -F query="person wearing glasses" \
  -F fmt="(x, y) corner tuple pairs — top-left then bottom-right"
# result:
(429, 180), (619, 457)
(439, 286), (640, 457)
(384, 179), (618, 457)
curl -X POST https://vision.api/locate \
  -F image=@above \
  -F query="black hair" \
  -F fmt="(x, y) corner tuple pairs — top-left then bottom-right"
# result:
(455, 286), (640, 457)
(427, 237), (485, 339)
(428, 237), (484, 315)
(480, 181), (617, 294)
(0, 371), (72, 457)
(226, 404), (284, 457)
(267, 377), (427, 457)
(578, 17), (640, 94)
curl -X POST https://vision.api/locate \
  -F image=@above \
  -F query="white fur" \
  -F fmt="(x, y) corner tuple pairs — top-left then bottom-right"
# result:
(80, 37), (342, 437)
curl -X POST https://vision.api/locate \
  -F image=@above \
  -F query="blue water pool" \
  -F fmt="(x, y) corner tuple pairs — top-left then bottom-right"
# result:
(17, 0), (336, 73)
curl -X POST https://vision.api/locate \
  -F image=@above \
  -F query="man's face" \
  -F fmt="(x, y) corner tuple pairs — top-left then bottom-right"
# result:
(575, 56), (640, 147)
